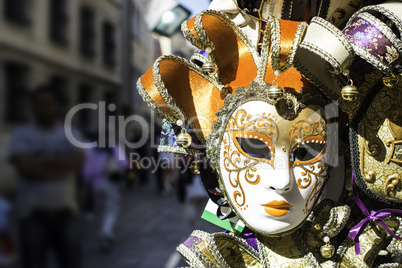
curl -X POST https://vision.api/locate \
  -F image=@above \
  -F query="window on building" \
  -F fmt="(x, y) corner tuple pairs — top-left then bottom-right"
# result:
(131, 3), (141, 39)
(102, 21), (116, 68)
(104, 90), (117, 106)
(4, 0), (31, 26)
(79, 6), (95, 59)
(4, 61), (30, 123)
(78, 84), (93, 127)
(49, 0), (68, 46)
(104, 90), (117, 119)
(49, 75), (69, 117)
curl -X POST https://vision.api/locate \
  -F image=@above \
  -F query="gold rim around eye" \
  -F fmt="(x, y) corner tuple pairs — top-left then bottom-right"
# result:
(231, 130), (275, 165)
(290, 135), (327, 166)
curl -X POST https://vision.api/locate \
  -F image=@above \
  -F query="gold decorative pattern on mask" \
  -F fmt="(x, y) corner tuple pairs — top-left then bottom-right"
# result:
(288, 112), (327, 213)
(297, 163), (325, 190)
(385, 174), (401, 198)
(227, 109), (279, 143)
(222, 109), (279, 208)
(359, 86), (402, 203)
(222, 131), (249, 208)
(385, 112), (402, 165)
(290, 117), (326, 151)
(303, 176), (325, 215)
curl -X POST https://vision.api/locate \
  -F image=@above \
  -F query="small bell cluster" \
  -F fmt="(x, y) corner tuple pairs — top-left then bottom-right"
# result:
(341, 69), (399, 102)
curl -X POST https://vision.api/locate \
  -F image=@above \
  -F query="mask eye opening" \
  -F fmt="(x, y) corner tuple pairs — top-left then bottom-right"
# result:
(290, 136), (326, 164)
(231, 131), (274, 162)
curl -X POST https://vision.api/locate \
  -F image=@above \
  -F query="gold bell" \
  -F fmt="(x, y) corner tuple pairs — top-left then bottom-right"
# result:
(320, 244), (335, 258)
(383, 73), (399, 88)
(320, 235), (335, 258)
(189, 161), (201, 174)
(202, 60), (217, 76)
(341, 70), (359, 101)
(268, 85), (284, 101)
(341, 79), (359, 101)
(341, 85), (359, 101)
(176, 131), (192, 148)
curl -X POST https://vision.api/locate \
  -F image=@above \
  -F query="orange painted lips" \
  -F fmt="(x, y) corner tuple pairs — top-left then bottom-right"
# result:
(261, 200), (293, 217)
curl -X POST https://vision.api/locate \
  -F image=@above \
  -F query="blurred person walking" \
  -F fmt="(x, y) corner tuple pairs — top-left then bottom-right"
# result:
(177, 156), (209, 235)
(127, 126), (150, 186)
(159, 152), (179, 196)
(8, 85), (84, 268)
(81, 137), (128, 253)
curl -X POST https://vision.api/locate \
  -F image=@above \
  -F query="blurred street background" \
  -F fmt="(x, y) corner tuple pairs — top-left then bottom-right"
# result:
(5, 178), (219, 268)
(0, 0), (219, 267)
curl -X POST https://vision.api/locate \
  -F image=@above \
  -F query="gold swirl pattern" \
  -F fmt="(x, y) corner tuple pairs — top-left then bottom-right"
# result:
(230, 109), (279, 141)
(294, 161), (327, 214)
(289, 116), (327, 214)
(359, 86), (402, 203)
(222, 109), (279, 208)
(289, 117), (326, 150)
(297, 162), (325, 189)
(303, 174), (325, 215)
(386, 174), (401, 197)
(223, 131), (259, 207)
(364, 141), (380, 156)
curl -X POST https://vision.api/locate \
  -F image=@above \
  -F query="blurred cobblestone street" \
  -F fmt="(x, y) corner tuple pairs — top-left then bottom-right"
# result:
(81, 179), (218, 268)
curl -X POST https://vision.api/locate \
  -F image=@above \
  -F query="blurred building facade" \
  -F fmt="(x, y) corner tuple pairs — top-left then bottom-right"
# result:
(0, 0), (123, 193)
(125, 0), (156, 115)
(128, 0), (195, 116)
(0, 0), (196, 193)
(0, 0), (123, 127)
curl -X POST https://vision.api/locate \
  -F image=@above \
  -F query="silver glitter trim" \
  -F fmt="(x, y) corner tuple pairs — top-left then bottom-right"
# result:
(346, 5), (402, 35)
(348, 12), (402, 75)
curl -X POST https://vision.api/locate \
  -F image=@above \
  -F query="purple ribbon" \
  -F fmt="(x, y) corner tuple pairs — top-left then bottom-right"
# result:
(348, 173), (402, 254)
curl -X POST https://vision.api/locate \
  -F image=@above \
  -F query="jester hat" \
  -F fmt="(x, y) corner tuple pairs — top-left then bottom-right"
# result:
(137, 10), (317, 147)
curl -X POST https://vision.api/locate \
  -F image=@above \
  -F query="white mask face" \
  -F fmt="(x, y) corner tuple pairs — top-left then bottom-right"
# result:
(219, 100), (328, 234)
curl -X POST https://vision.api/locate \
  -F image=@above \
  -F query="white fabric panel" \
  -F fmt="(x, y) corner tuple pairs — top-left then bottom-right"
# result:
(378, 1), (402, 20)
(303, 21), (351, 69)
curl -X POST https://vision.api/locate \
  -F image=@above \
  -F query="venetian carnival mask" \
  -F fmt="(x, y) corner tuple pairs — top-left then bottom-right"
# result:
(295, 6), (402, 206)
(207, 84), (332, 235)
(343, 9), (402, 206)
(347, 82), (402, 205)
(138, 10), (336, 235)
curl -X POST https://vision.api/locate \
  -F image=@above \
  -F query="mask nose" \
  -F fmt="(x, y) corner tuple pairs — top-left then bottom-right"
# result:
(267, 173), (293, 194)
(262, 149), (294, 194)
